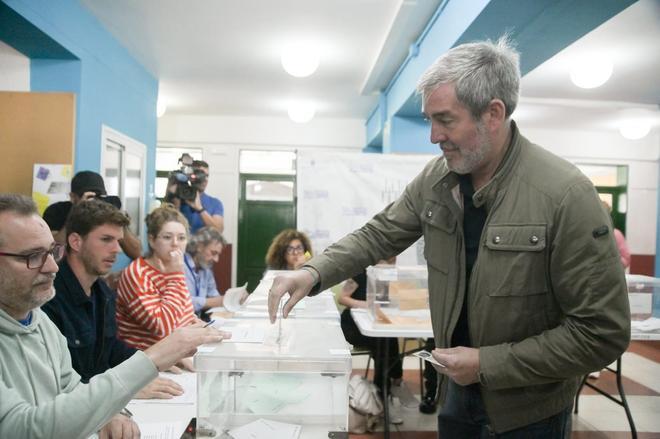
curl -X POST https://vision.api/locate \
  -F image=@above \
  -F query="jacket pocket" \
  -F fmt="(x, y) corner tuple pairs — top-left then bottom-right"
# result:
(421, 201), (456, 274)
(64, 327), (95, 349)
(483, 224), (548, 297)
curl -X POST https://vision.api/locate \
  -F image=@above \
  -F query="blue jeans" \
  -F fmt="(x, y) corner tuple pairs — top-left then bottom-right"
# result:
(437, 380), (572, 438)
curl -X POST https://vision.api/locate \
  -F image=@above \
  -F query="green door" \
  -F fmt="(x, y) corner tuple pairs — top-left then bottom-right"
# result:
(597, 186), (627, 235)
(237, 173), (296, 292)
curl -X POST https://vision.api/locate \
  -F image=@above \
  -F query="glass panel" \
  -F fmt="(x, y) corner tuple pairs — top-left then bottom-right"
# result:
(156, 147), (203, 172)
(577, 164), (624, 187)
(240, 150), (296, 175)
(124, 152), (143, 236)
(104, 144), (121, 196)
(245, 180), (294, 201)
(155, 177), (170, 199)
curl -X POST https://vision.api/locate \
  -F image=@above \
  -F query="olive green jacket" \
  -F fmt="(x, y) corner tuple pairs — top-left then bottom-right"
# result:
(306, 122), (630, 432)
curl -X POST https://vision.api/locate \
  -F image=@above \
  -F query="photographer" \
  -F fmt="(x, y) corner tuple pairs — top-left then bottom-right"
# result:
(42, 171), (142, 260)
(167, 156), (224, 233)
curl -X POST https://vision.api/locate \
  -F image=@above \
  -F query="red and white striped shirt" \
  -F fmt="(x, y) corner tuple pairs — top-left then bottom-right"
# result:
(116, 257), (196, 350)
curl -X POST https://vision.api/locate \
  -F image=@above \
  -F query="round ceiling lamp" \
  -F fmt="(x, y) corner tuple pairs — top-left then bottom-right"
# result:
(570, 55), (613, 89)
(156, 99), (167, 118)
(288, 101), (316, 123)
(618, 108), (654, 140)
(281, 43), (320, 78)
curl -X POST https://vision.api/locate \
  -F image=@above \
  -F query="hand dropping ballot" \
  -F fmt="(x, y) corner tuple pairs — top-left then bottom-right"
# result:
(413, 350), (446, 368)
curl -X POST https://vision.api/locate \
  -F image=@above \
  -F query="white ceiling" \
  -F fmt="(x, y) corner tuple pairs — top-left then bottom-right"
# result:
(80, 0), (660, 131)
(517, 0), (660, 132)
(80, 0), (437, 119)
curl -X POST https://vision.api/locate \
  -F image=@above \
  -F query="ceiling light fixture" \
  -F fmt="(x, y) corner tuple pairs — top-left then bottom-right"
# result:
(288, 101), (316, 123)
(618, 108), (654, 140)
(619, 119), (651, 140)
(570, 55), (613, 89)
(281, 43), (320, 78)
(156, 100), (167, 118)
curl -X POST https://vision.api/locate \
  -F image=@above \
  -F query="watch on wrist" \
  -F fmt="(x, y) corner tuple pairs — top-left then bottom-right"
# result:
(196, 207), (206, 214)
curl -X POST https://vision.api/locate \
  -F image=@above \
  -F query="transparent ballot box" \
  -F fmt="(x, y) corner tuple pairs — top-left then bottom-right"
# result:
(626, 274), (660, 321)
(366, 264), (431, 328)
(194, 319), (351, 438)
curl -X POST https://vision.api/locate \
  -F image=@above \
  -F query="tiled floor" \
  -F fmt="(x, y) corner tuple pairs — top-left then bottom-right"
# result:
(349, 341), (660, 438)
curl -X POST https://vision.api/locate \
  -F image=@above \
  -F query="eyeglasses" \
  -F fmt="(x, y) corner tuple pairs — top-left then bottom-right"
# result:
(0, 244), (65, 269)
(157, 234), (188, 243)
(285, 245), (305, 255)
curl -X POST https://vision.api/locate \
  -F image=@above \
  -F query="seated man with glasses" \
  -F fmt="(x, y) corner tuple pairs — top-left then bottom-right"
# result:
(42, 200), (185, 400)
(184, 226), (229, 317)
(116, 204), (199, 360)
(0, 194), (227, 439)
(265, 229), (313, 271)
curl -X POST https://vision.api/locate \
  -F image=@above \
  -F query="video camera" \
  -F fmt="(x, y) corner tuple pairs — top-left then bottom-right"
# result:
(168, 153), (208, 202)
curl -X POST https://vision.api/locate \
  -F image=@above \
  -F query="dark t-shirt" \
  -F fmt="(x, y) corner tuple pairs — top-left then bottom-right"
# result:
(451, 175), (487, 348)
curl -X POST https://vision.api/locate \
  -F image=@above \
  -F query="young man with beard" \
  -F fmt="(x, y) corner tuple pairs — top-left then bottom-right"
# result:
(268, 38), (630, 438)
(43, 200), (186, 399)
(0, 194), (227, 438)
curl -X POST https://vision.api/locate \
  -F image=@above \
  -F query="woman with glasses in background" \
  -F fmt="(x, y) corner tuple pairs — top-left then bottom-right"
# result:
(116, 204), (198, 359)
(265, 229), (313, 270)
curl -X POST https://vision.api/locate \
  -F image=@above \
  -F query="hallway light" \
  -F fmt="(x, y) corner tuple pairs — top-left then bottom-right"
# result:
(156, 100), (167, 118)
(570, 56), (613, 89)
(287, 101), (316, 123)
(618, 108), (654, 140)
(281, 43), (320, 78)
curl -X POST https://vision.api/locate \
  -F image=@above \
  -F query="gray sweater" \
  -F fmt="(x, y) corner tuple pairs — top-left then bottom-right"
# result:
(0, 307), (158, 438)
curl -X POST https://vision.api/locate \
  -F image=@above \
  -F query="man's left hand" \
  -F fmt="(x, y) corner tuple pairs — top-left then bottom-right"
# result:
(185, 192), (203, 212)
(98, 414), (140, 439)
(432, 346), (480, 386)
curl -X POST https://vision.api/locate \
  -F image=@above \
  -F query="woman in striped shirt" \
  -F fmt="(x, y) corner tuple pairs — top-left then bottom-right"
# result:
(116, 204), (198, 352)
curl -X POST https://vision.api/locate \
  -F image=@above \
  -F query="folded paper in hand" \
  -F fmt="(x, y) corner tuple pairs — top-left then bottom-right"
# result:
(223, 283), (248, 312)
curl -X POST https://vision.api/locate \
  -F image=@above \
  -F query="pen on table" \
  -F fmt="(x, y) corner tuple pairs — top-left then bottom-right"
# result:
(203, 319), (216, 328)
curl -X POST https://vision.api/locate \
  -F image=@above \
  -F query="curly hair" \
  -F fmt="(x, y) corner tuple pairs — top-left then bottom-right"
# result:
(265, 229), (312, 270)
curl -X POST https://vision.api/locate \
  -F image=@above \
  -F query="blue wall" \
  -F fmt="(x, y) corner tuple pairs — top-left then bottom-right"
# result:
(1, 0), (158, 208)
(368, 0), (637, 153)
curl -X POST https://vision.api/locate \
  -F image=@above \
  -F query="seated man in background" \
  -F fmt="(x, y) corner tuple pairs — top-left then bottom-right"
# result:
(42, 170), (142, 259)
(43, 199), (184, 399)
(184, 226), (227, 317)
(0, 194), (227, 439)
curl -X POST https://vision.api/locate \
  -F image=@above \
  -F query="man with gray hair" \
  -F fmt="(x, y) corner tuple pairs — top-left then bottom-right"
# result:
(268, 38), (630, 437)
(184, 226), (227, 315)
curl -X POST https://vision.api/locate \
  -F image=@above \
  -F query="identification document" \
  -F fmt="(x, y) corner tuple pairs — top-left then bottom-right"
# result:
(412, 350), (446, 368)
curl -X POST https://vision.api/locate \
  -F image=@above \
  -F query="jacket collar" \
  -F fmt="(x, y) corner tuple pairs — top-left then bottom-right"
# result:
(57, 258), (109, 306)
(432, 120), (522, 209)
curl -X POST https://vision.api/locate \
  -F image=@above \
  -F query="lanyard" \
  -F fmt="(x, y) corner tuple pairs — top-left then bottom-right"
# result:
(184, 256), (201, 297)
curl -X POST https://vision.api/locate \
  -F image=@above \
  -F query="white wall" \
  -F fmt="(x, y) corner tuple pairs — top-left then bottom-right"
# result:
(0, 40), (30, 91)
(520, 125), (659, 256)
(158, 114), (366, 286)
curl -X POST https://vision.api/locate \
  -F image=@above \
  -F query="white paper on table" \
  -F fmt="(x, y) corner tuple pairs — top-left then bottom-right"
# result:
(138, 421), (189, 439)
(131, 372), (196, 405)
(223, 325), (266, 343)
(228, 418), (301, 439)
(224, 283), (249, 312)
